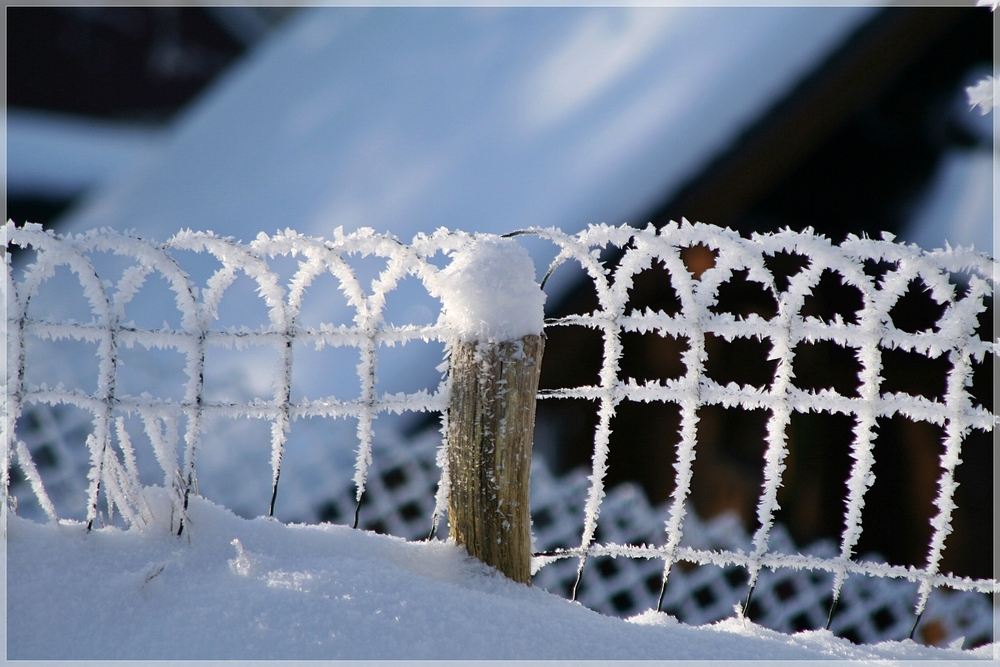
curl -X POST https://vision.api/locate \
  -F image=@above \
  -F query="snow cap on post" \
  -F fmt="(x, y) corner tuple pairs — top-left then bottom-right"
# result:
(431, 235), (545, 342)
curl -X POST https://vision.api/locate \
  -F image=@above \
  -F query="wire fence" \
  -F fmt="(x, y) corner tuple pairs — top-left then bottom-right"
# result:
(4, 220), (996, 645)
(315, 430), (994, 647)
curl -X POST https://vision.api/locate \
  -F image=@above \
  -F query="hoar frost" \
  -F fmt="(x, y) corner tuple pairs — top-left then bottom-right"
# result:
(966, 75), (996, 115)
(430, 235), (546, 342)
(6, 221), (996, 633)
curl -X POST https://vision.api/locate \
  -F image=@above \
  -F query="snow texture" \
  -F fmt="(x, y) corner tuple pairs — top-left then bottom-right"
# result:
(428, 235), (546, 342)
(55, 8), (875, 249)
(5, 220), (998, 641)
(8, 487), (997, 661)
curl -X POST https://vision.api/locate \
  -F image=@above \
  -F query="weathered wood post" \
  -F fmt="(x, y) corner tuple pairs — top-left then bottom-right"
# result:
(432, 235), (546, 584)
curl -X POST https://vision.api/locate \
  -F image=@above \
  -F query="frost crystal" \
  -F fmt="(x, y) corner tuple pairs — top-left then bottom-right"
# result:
(966, 76), (996, 115)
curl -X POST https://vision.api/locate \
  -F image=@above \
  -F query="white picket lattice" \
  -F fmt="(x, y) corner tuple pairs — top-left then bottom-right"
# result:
(3, 220), (996, 646)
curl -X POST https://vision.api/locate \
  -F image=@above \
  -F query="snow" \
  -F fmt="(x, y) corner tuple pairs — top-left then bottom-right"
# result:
(6, 109), (163, 199)
(428, 235), (545, 341)
(55, 7), (874, 245)
(7, 487), (995, 662)
(7, 9), (995, 655)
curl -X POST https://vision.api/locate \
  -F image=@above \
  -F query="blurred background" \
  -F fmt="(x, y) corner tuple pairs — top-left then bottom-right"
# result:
(6, 4), (994, 587)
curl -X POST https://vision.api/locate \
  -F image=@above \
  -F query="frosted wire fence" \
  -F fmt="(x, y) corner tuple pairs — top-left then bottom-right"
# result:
(522, 223), (996, 624)
(4, 221), (997, 625)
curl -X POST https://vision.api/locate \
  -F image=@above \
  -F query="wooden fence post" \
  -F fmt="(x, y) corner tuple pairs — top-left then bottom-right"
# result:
(431, 235), (546, 584)
(446, 334), (544, 584)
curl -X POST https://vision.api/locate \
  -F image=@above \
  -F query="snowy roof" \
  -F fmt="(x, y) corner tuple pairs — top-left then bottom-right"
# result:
(7, 109), (163, 199)
(35, 7), (881, 450)
(57, 6), (876, 244)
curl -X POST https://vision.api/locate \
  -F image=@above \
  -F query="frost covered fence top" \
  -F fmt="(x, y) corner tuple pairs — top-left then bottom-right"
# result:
(4, 220), (997, 624)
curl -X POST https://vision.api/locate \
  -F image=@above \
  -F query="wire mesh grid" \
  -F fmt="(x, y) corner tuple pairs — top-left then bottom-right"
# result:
(523, 222), (996, 625)
(3, 220), (996, 647)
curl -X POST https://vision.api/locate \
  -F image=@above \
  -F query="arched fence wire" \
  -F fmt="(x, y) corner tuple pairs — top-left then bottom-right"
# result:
(3, 220), (996, 645)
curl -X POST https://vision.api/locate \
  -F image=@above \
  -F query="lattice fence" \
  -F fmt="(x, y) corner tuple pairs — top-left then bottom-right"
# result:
(310, 432), (994, 648)
(4, 220), (996, 648)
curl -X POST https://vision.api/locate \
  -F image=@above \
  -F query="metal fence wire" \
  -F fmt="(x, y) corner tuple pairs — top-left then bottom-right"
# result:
(311, 432), (994, 648)
(3, 220), (996, 648)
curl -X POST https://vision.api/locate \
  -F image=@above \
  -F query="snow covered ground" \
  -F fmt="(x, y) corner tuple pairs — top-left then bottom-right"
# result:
(7, 487), (995, 663)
